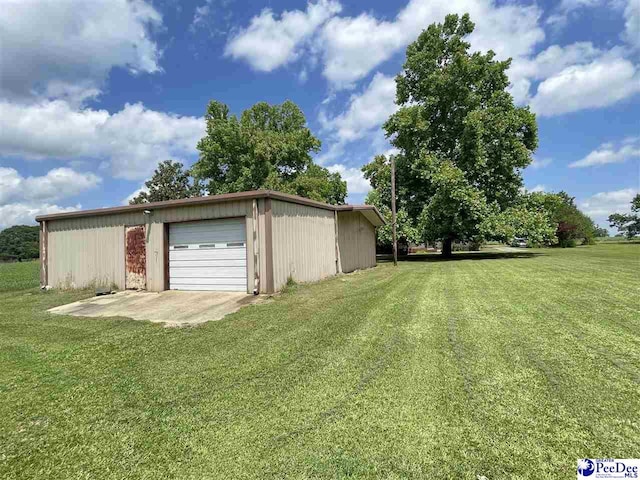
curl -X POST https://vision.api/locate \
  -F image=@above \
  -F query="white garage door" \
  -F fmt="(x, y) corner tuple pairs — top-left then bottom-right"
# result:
(169, 218), (247, 291)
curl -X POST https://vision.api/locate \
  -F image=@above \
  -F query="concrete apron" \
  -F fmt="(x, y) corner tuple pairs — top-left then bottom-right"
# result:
(48, 290), (267, 327)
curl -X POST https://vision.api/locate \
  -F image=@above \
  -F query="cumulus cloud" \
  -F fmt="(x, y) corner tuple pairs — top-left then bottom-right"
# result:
(316, 73), (396, 165)
(579, 188), (638, 229)
(0, 203), (81, 230)
(320, 73), (396, 143)
(0, 0), (162, 104)
(530, 54), (640, 116)
(570, 137), (640, 167)
(0, 166), (96, 230)
(224, 0), (341, 72)
(327, 164), (371, 194)
(624, 0), (640, 49)
(224, 0), (544, 91)
(0, 100), (204, 180)
(0, 167), (101, 205)
(319, 0), (544, 90)
(319, 0), (544, 89)
(529, 184), (547, 193)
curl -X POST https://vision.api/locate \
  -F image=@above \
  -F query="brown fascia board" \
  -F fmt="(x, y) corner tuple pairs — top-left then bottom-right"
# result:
(35, 189), (386, 225)
(335, 205), (386, 226)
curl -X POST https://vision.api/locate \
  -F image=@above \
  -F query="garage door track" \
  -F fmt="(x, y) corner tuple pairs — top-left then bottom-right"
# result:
(48, 290), (266, 326)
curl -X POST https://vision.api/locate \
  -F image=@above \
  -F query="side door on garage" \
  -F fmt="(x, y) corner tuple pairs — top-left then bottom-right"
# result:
(169, 218), (247, 292)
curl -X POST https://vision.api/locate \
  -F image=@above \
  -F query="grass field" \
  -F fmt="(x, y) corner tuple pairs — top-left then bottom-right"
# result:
(1, 244), (639, 479)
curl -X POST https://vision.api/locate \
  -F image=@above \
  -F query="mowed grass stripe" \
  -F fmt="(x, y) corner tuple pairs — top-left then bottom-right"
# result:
(0, 244), (638, 479)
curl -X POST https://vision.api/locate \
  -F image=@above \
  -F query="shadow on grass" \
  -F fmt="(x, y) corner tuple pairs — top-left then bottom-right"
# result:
(377, 251), (545, 263)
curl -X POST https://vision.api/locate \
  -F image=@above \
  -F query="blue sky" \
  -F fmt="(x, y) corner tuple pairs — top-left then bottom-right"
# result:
(0, 0), (638, 231)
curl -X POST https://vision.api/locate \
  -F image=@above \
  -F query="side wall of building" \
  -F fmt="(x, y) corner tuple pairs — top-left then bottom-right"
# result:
(270, 199), (337, 291)
(337, 211), (377, 273)
(45, 200), (258, 292)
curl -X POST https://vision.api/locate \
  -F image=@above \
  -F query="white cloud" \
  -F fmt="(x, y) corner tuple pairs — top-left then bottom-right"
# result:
(530, 157), (553, 169)
(624, 0), (640, 49)
(321, 73), (396, 143)
(0, 100), (204, 180)
(316, 73), (396, 165)
(579, 188), (638, 228)
(0, 167), (101, 205)
(570, 137), (640, 167)
(0, 203), (81, 230)
(122, 185), (149, 205)
(529, 54), (640, 116)
(224, 0), (341, 72)
(0, 0), (162, 103)
(529, 184), (547, 193)
(327, 164), (371, 194)
(319, 0), (544, 90)
(225, 0), (544, 90)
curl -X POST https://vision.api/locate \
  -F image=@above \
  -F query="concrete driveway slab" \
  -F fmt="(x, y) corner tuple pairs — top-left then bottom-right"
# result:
(48, 290), (267, 326)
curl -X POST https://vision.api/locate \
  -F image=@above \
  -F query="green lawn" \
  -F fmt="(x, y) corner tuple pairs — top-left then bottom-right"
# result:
(1, 245), (639, 479)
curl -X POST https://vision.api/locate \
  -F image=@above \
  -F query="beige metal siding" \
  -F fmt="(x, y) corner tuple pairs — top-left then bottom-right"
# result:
(145, 222), (165, 292)
(46, 200), (257, 292)
(48, 225), (125, 289)
(271, 200), (336, 290)
(338, 211), (376, 273)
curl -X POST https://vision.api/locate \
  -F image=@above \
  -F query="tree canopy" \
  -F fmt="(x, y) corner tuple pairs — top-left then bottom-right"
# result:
(192, 100), (346, 204)
(0, 225), (39, 261)
(608, 194), (640, 239)
(130, 160), (202, 204)
(364, 13), (539, 255)
(515, 191), (595, 247)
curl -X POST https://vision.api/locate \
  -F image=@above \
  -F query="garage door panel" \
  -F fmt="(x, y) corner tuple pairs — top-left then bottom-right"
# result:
(170, 267), (247, 278)
(169, 248), (246, 261)
(169, 217), (247, 292)
(170, 219), (246, 245)
(170, 231), (245, 244)
(169, 259), (247, 268)
(169, 283), (248, 291)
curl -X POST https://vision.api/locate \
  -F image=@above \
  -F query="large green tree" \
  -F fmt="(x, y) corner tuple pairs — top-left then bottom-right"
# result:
(130, 160), (202, 205)
(192, 100), (346, 204)
(608, 194), (640, 239)
(367, 14), (538, 255)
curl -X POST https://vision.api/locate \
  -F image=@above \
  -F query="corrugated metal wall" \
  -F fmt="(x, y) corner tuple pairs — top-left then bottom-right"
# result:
(46, 200), (256, 292)
(271, 200), (336, 291)
(48, 225), (126, 289)
(44, 198), (378, 293)
(338, 211), (376, 273)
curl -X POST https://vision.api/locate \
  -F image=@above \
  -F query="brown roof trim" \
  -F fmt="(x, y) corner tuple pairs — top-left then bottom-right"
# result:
(335, 204), (386, 226)
(35, 189), (386, 225)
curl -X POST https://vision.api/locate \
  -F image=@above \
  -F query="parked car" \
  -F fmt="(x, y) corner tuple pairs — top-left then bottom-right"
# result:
(511, 237), (527, 248)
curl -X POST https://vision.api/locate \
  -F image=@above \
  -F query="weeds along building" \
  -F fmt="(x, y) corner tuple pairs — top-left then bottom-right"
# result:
(36, 190), (385, 294)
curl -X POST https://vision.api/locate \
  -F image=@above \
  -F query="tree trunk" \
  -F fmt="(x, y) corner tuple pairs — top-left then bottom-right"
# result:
(442, 238), (453, 257)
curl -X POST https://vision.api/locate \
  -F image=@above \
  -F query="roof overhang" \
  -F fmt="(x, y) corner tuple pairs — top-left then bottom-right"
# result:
(335, 205), (386, 227)
(35, 189), (386, 226)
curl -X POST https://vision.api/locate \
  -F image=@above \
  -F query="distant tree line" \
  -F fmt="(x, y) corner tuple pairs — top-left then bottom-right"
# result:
(0, 225), (39, 261)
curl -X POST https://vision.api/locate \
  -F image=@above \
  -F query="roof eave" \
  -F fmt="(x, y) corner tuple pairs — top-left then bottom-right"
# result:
(34, 189), (385, 225)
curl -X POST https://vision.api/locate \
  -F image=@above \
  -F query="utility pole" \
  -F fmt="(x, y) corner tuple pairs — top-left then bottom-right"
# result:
(391, 155), (398, 266)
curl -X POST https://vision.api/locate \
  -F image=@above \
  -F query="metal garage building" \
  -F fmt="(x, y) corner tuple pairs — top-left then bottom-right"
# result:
(36, 190), (385, 294)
